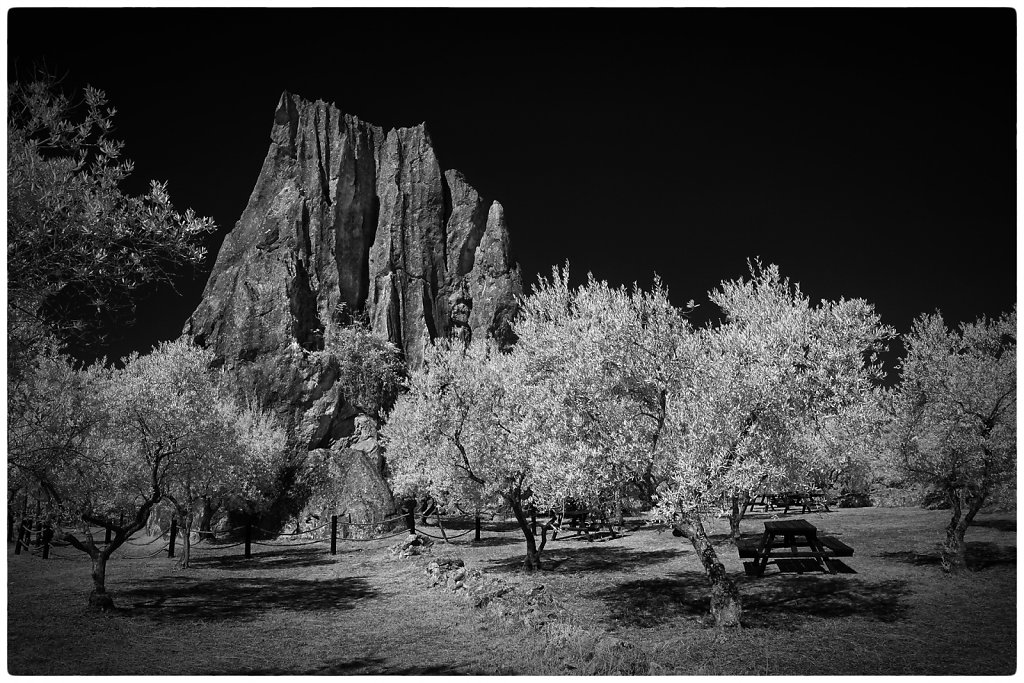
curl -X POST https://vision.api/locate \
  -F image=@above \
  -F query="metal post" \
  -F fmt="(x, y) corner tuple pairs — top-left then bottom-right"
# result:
(168, 517), (178, 558)
(330, 515), (338, 555)
(244, 520), (252, 559)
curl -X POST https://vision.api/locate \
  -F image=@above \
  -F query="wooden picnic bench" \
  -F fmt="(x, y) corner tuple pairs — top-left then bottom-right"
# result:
(736, 519), (854, 576)
(744, 491), (830, 515)
(535, 505), (616, 541)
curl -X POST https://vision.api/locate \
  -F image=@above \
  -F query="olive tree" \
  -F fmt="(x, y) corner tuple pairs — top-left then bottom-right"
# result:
(7, 76), (214, 360)
(9, 339), (288, 606)
(893, 308), (1016, 573)
(512, 267), (697, 518)
(150, 343), (288, 569)
(651, 261), (892, 627)
(384, 338), (580, 569)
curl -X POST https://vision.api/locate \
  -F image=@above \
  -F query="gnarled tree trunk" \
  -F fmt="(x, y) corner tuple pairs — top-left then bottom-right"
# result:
(198, 498), (216, 541)
(178, 517), (193, 569)
(508, 495), (545, 570)
(88, 550), (114, 610)
(676, 512), (743, 627)
(941, 487), (987, 574)
(728, 489), (750, 540)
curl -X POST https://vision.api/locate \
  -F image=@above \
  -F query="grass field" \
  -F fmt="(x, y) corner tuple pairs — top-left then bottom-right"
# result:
(6, 506), (1016, 675)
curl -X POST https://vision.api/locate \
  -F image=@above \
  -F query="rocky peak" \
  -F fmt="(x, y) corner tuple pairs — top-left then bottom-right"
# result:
(185, 91), (522, 451)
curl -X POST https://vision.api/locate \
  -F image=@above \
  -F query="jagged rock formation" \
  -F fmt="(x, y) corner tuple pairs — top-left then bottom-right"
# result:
(300, 415), (396, 535)
(183, 92), (522, 523)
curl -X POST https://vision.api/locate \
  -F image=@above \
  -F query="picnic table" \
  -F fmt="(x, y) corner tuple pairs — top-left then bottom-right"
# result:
(736, 519), (854, 576)
(744, 491), (830, 515)
(534, 504), (616, 541)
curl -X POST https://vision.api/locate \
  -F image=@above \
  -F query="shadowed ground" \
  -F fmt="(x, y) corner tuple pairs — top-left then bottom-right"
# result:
(7, 507), (1016, 675)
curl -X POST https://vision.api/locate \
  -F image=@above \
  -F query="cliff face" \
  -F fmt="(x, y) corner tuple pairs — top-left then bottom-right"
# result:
(185, 92), (521, 453)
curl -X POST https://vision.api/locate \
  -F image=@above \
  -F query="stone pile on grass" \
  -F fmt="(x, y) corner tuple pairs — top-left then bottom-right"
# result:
(388, 532), (433, 558)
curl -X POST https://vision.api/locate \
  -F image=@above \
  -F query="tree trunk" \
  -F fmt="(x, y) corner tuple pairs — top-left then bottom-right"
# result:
(508, 496), (543, 570)
(941, 488), (987, 574)
(179, 517), (192, 569)
(677, 513), (743, 627)
(88, 552), (114, 610)
(198, 498), (215, 541)
(728, 490), (749, 541)
(615, 488), (624, 532)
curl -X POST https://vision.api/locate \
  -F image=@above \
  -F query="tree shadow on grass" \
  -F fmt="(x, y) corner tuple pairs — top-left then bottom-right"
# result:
(467, 536), (521, 548)
(188, 546), (340, 571)
(484, 546), (684, 574)
(591, 573), (911, 630)
(740, 576), (911, 628)
(970, 518), (1016, 533)
(122, 575), (377, 623)
(879, 542), (1016, 571)
(240, 656), (484, 675)
(591, 575), (709, 628)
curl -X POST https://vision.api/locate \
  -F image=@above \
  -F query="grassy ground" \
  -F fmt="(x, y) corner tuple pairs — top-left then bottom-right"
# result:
(7, 506), (1016, 675)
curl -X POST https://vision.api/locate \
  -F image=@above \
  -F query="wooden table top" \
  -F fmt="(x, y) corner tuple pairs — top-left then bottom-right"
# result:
(763, 519), (817, 533)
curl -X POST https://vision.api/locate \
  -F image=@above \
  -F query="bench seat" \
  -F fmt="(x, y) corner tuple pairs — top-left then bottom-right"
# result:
(818, 536), (854, 557)
(735, 537), (854, 559)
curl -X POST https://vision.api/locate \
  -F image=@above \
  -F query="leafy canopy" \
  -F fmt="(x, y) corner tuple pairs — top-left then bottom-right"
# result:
(7, 76), (215, 357)
(894, 308), (1016, 501)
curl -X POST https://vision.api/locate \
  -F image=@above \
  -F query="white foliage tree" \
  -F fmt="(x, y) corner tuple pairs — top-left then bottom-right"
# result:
(8, 339), (288, 606)
(893, 308), (1016, 573)
(651, 261), (892, 626)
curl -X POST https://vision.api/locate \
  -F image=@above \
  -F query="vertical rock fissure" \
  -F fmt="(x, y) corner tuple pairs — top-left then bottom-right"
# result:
(440, 167), (453, 276)
(183, 92), (523, 529)
(312, 104), (333, 206)
(358, 196), (379, 313)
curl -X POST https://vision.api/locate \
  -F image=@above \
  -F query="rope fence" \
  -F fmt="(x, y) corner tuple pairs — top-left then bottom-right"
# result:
(9, 507), (497, 564)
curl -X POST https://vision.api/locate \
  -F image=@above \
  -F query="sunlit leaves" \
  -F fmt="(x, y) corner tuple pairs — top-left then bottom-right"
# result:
(7, 339), (289, 529)
(653, 260), (894, 520)
(7, 76), (216, 356)
(894, 308), (1016, 499)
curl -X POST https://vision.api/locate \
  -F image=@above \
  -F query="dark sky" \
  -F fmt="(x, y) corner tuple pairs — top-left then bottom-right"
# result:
(7, 8), (1017, 369)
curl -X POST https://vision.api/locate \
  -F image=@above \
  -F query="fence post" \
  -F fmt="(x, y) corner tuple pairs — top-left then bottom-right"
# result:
(475, 515), (481, 542)
(405, 501), (415, 534)
(104, 524), (112, 545)
(330, 515), (338, 556)
(41, 522), (52, 559)
(168, 517), (177, 558)
(14, 519), (25, 555)
(346, 513), (352, 539)
(244, 520), (252, 559)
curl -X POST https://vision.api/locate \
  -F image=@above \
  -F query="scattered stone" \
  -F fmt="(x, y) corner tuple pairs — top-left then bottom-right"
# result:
(388, 532), (433, 559)
(425, 553), (466, 589)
